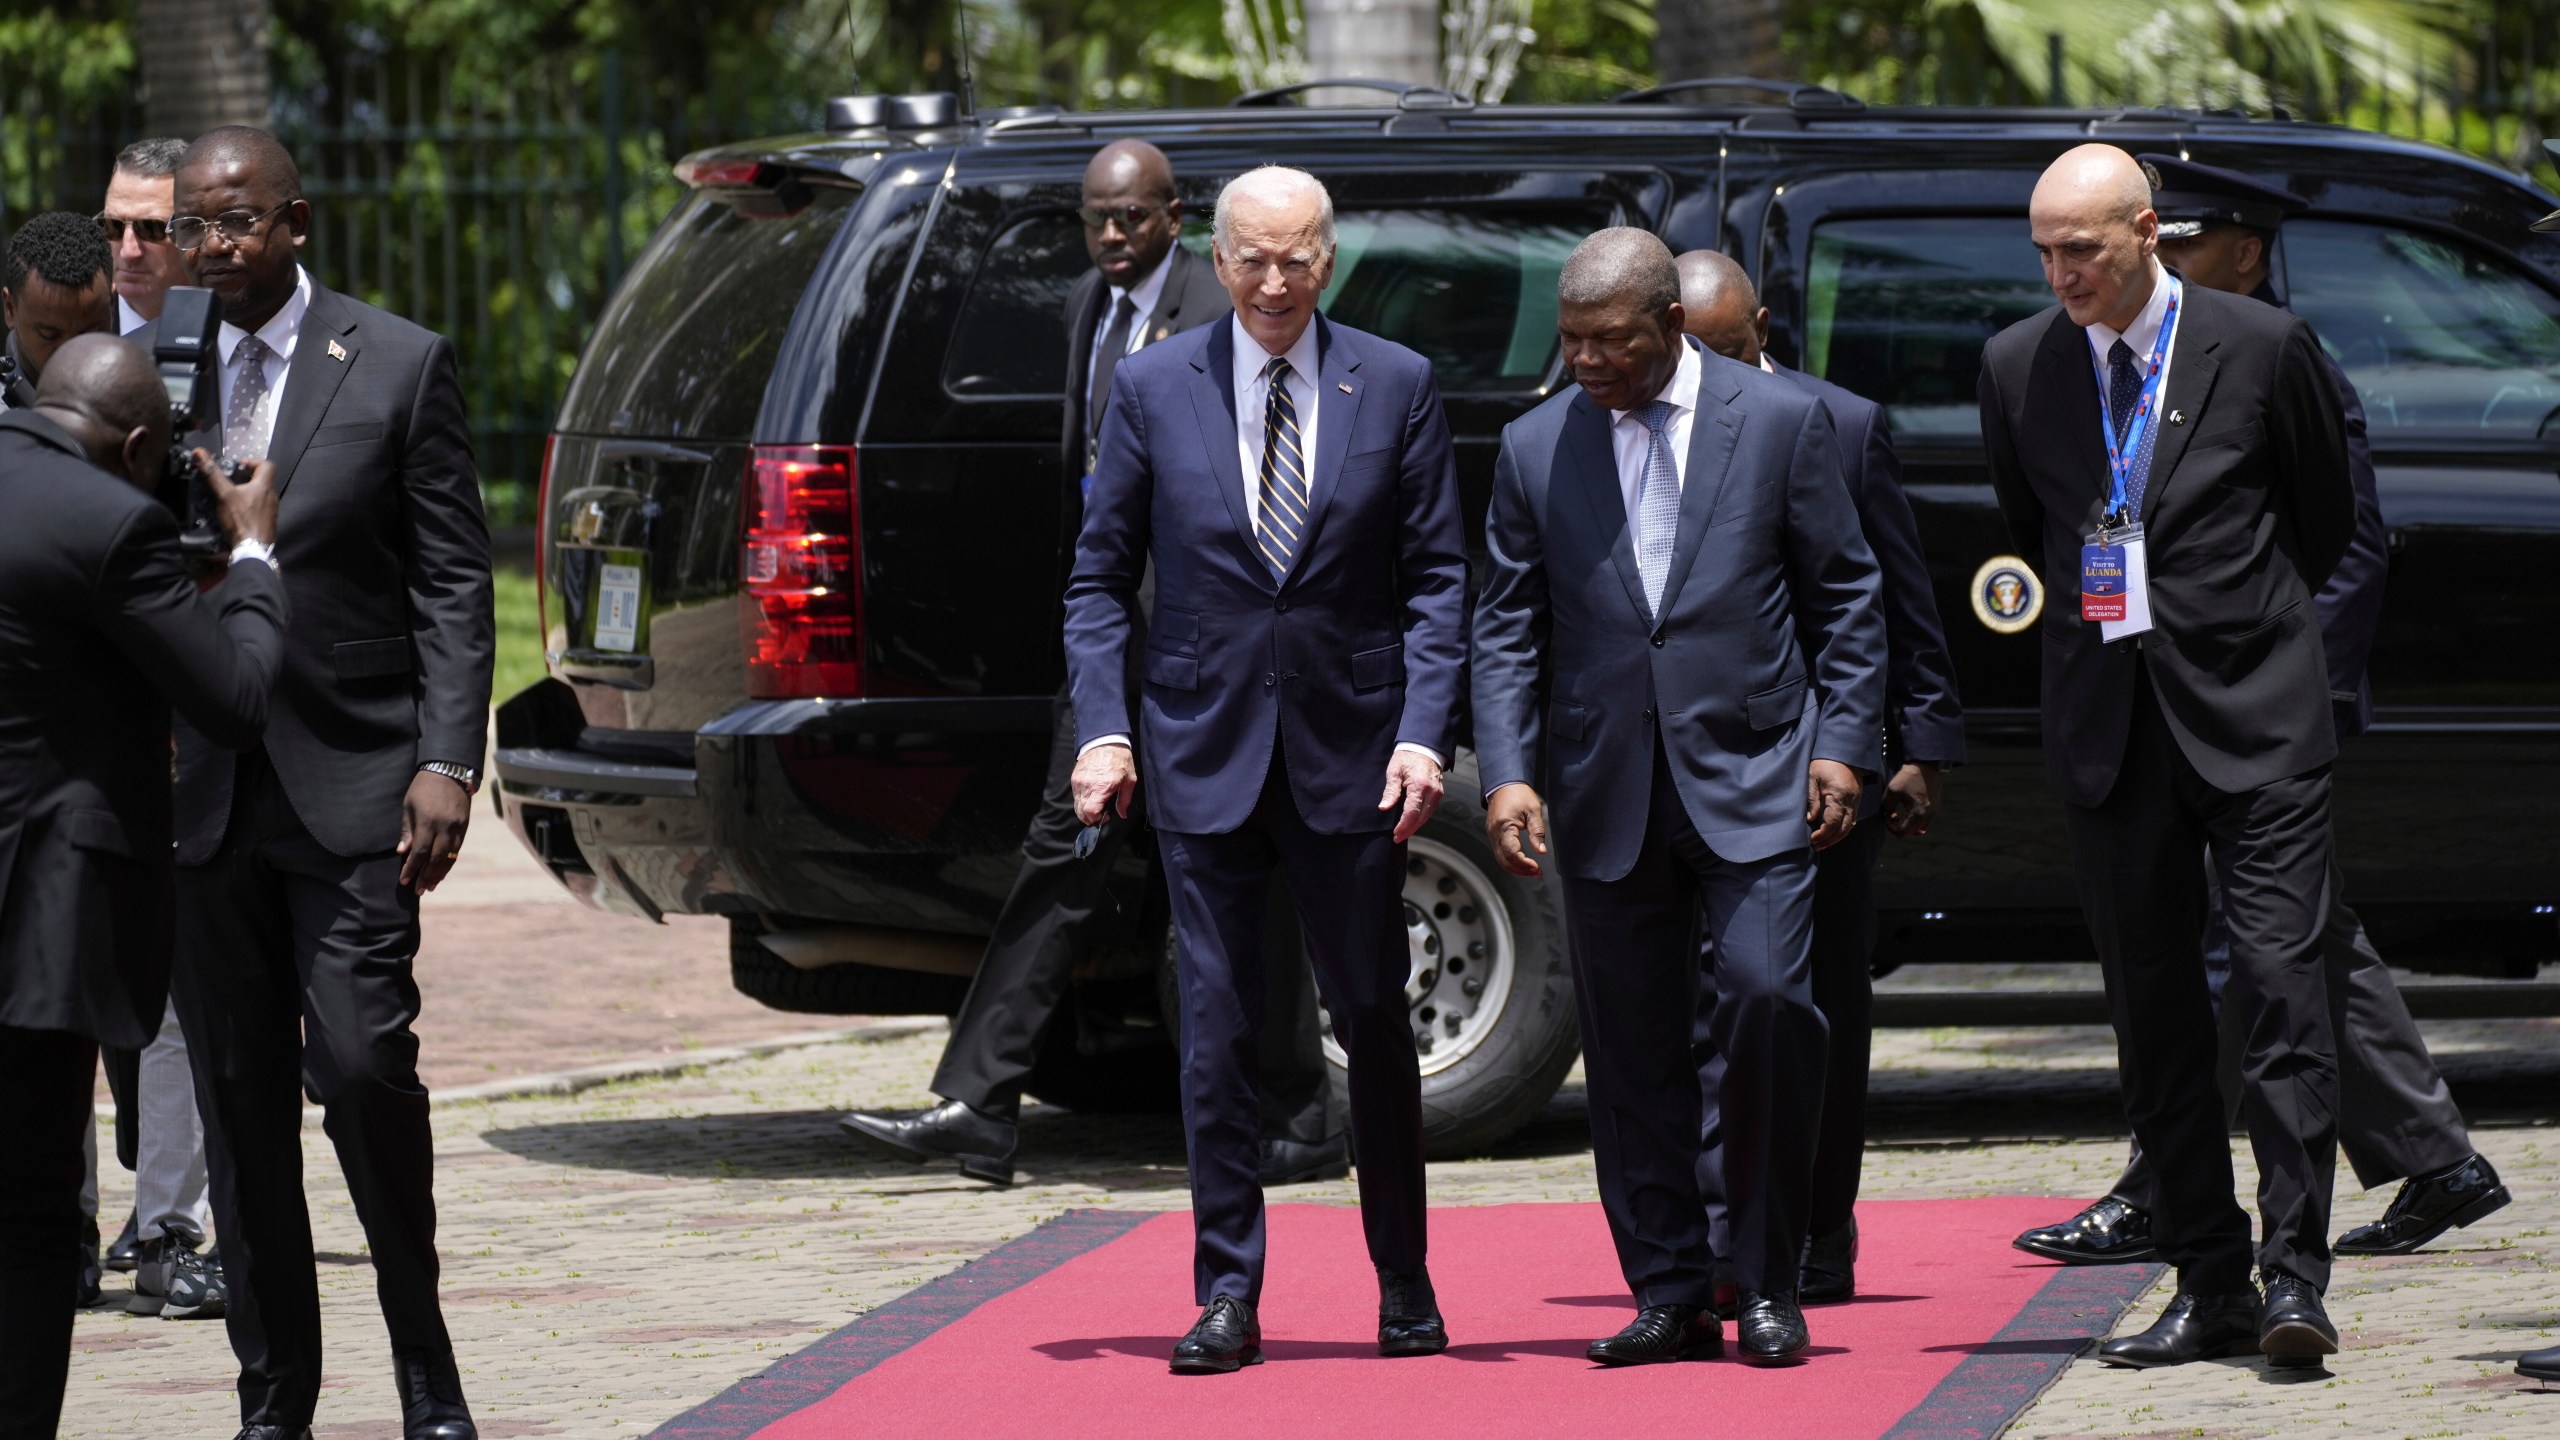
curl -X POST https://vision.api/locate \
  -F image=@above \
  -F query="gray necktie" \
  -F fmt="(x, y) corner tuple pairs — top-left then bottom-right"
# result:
(1633, 399), (1679, 615)
(227, 335), (273, 461)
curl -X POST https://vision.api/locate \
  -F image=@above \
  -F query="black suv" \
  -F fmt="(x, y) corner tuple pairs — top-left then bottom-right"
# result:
(495, 85), (2560, 1152)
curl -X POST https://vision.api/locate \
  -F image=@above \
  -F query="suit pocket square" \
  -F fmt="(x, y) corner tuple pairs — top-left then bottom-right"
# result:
(1744, 675), (1808, 730)
(332, 636), (415, 681)
(1350, 644), (1405, 692)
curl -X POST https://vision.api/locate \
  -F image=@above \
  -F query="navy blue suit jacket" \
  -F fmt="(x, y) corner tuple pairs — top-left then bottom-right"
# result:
(1769, 361), (1966, 804)
(1064, 314), (1468, 836)
(1472, 341), (1889, 879)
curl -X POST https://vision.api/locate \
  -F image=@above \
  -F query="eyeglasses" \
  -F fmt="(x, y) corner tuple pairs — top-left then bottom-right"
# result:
(93, 214), (171, 245)
(1078, 202), (1166, 232)
(169, 202), (294, 253)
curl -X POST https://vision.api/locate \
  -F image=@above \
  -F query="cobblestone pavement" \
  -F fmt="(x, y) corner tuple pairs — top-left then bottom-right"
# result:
(63, 992), (2558, 1438)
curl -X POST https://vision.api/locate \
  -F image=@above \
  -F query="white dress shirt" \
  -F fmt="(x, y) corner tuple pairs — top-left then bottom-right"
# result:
(2083, 259), (2180, 448)
(1079, 314), (1438, 770)
(117, 296), (147, 336)
(1086, 251), (1176, 385)
(1608, 339), (1703, 545)
(217, 265), (313, 462)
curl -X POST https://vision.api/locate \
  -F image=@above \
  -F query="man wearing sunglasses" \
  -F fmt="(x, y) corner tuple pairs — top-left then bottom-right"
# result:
(139, 125), (492, 1440)
(100, 137), (196, 334)
(843, 139), (1345, 1193)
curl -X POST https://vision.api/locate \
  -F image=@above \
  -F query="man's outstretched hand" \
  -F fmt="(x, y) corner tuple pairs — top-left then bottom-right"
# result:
(1485, 783), (1548, 877)
(1073, 742), (1139, 825)
(1378, 749), (1445, 844)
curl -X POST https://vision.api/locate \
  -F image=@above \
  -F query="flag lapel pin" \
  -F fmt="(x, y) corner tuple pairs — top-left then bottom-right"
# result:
(327, 339), (348, 363)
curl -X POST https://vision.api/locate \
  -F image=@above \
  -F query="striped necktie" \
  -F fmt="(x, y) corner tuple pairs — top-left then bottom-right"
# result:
(1255, 357), (1308, 578)
(1633, 399), (1679, 615)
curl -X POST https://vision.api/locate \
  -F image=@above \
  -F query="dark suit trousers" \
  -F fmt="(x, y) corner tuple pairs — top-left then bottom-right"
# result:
(1571, 749), (1825, 1304)
(1701, 817), (1884, 1262)
(932, 684), (1335, 1143)
(1156, 747), (1426, 1305)
(0, 1026), (95, 1440)
(2109, 860), (2470, 1207)
(171, 754), (450, 1426)
(2067, 666), (2341, 1295)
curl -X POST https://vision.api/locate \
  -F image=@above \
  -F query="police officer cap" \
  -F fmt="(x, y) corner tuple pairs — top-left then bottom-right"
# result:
(2136, 154), (2307, 240)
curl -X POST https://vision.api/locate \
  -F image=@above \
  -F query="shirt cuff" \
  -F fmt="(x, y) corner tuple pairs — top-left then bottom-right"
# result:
(228, 538), (277, 571)
(1076, 734), (1132, 759)
(1393, 742), (1445, 769)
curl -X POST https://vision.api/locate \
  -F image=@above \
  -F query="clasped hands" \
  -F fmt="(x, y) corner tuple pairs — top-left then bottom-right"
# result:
(1072, 743), (1445, 843)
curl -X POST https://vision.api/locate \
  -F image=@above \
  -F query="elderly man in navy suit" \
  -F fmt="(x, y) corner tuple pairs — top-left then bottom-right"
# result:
(1065, 165), (1469, 1374)
(1473, 229), (1886, 1367)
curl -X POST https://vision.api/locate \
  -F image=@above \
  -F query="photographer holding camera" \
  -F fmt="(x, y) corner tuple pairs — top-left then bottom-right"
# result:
(0, 332), (285, 1440)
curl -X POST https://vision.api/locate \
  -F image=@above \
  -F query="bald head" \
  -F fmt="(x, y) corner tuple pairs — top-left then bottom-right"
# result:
(2029, 144), (2160, 330)
(1085, 139), (1173, 205)
(1081, 139), (1182, 289)
(178, 126), (303, 202)
(32, 333), (172, 487)
(1674, 249), (1768, 366)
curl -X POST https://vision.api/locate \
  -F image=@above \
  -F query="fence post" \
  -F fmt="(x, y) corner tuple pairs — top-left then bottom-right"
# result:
(2047, 33), (2066, 108)
(603, 51), (627, 292)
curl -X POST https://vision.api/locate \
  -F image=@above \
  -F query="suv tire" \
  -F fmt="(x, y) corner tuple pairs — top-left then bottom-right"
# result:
(727, 916), (970, 1016)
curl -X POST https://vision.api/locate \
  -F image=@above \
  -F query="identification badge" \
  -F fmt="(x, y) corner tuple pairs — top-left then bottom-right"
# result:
(2083, 523), (2153, 641)
(595, 562), (643, 653)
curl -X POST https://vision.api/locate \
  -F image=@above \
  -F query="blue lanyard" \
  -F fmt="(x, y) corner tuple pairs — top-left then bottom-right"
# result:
(2091, 276), (2180, 530)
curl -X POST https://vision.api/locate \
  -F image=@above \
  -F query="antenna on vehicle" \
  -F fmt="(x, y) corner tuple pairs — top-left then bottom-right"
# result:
(956, 3), (978, 119)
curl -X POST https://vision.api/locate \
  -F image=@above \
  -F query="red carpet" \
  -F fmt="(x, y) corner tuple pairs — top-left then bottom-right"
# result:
(657, 1199), (2158, 1440)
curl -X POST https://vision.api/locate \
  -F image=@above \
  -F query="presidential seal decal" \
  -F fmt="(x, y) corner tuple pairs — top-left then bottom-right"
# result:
(1970, 555), (2043, 634)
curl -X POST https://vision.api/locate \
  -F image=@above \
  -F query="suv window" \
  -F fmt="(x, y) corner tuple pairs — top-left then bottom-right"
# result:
(939, 206), (1592, 401)
(1803, 216), (2050, 438)
(558, 187), (855, 438)
(2285, 220), (2560, 439)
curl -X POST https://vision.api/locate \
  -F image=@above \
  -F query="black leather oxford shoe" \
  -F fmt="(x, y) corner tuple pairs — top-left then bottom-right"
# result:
(1171, 1295), (1262, 1374)
(1260, 1133), (1351, 1185)
(2097, 1290), (2261, 1368)
(232, 1428), (314, 1440)
(2517, 1344), (2560, 1384)
(395, 1349), (477, 1440)
(1736, 1291), (1810, 1365)
(1800, 1219), (1858, 1304)
(2013, 1196), (2157, 1265)
(1586, 1303), (1721, 1365)
(839, 1099), (1018, 1186)
(2335, 1154), (2510, 1256)
(2257, 1273), (2339, 1369)
(1377, 1267), (1448, 1356)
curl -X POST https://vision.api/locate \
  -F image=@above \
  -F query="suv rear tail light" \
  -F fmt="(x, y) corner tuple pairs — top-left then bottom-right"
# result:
(741, 444), (863, 697)
(675, 157), (774, 189)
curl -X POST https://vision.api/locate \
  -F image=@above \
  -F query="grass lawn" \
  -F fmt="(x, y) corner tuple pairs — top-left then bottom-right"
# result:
(492, 566), (547, 709)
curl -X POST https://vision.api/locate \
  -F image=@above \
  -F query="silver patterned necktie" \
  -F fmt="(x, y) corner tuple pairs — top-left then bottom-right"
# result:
(1633, 399), (1679, 615)
(1255, 357), (1308, 578)
(227, 334), (273, 461)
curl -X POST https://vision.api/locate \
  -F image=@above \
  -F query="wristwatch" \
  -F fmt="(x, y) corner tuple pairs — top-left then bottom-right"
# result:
(419, 760), (480, 795)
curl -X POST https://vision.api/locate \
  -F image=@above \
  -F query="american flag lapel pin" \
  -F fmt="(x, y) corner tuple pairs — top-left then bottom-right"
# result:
(327, 339), (348, 363)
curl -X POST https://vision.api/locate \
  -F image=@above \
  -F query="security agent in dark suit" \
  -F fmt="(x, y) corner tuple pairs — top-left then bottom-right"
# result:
(143, 128), (493, 1440)
(2016, 155), (2507, 1272)
(0, 334), (285, 1440)
(1675, 249), (1966, 1308)
(1067, 166), (1468, 1372)
(1979, 145), (2356, 1370)
(1474, 230), (1888, 1367)
(842, 140), (1342, 1188)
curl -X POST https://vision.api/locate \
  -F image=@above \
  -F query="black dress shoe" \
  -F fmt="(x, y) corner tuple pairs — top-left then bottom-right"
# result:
(1736, 1290), (1810, 1365)
(1260, 1133), (1350, 1185)
(2335, 1154), (2510, 1256)
(104, 1211), (140, 1272)
(840, 1099), (1017, 1186)
(2517, 1343), (2560, 1383)
(232, 1428), (315, 1440)
(2096, 1289), (2261, 1368)
(1800, 1219), (1857, 1305)
(2257, 1273), (2339, 1369)
(2013, 1195), (2157, 1265)
(1377, 1267), (1448, 1355)
(1170, 1295), (1262, 1374)
(395, 1349), (478, 1439)
(1586, 1303), (1721, 1365)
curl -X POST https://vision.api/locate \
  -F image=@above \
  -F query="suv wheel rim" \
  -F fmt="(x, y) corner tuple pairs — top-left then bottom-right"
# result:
(1318, 836), (1516, 1078)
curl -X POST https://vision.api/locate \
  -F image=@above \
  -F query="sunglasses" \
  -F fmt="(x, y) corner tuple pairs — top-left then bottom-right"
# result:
(94, 214), (171, 245)
(1079, 202), (1167, 232)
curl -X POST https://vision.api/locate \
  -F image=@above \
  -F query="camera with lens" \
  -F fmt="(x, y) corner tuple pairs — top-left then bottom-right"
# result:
(152, 286), (253, 558)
